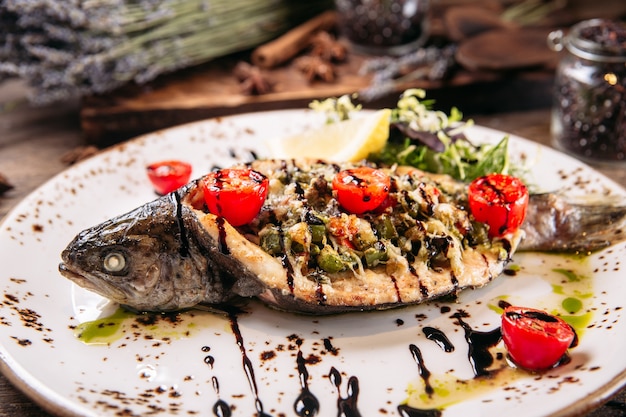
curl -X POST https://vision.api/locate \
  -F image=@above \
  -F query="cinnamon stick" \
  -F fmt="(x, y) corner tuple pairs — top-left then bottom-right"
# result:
(251, 10), (337, 69)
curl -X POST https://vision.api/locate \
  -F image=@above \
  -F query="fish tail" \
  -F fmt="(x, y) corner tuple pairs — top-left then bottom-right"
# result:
(520, 193), (626, 253)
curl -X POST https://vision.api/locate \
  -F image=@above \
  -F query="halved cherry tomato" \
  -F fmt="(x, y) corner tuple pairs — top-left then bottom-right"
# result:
(201, 168), (269, 226)
(501, 306), (576, 371)
(468, 173), (529, 238)
(332, 167), (391, 214)
(147, 160), (192, 195)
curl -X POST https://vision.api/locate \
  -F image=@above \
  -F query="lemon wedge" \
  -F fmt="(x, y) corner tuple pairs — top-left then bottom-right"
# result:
(267, 109), (391, 162)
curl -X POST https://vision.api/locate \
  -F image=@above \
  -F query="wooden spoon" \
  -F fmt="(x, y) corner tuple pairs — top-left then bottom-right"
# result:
(443, 6), (517, 42)
(455, 27), (559, 71)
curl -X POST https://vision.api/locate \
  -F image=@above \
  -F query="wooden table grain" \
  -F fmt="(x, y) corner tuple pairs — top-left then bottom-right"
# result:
(1, 79), (625, 416)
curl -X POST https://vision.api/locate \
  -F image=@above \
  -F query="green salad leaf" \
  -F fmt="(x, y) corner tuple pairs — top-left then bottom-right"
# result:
(372, 134), (511, 182)
(311, 89), (523, 182)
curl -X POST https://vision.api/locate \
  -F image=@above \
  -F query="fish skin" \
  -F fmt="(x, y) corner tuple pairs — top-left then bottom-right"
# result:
(59, 158), (626, 314)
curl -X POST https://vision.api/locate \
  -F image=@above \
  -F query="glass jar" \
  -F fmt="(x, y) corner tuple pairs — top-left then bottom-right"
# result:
(334, 0), (430, 56)
(549, 19), (626, 164)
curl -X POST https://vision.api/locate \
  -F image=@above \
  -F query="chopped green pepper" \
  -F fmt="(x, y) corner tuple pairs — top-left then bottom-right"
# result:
(260, 227), (282, 255)
(317, 245), (346, 273)
(376, 215), (398, 240)
(310, 224), (326, 244)
(291, 241), (306, 254)
(364, 241), (388, 267)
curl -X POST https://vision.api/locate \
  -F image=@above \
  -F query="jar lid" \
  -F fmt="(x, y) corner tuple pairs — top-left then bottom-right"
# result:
(548, 18), (626, 63)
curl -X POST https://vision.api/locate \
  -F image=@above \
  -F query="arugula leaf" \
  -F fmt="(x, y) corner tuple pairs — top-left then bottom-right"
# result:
(468, 135), (510, 179)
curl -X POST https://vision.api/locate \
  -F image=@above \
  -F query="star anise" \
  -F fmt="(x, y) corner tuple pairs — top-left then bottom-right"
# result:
(295, 55), (336, 83)
(233, 61), (273, 95)
(309, 31), (347, 62)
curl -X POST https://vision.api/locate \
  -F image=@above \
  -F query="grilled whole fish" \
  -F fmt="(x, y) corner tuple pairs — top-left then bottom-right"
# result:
(58, 159), (625, 313)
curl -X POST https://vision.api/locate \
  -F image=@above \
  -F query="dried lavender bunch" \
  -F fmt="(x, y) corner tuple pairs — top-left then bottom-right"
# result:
(0, 6), (27, 84)
(0, 0), (332, 104)
(358, 44), (457, 102)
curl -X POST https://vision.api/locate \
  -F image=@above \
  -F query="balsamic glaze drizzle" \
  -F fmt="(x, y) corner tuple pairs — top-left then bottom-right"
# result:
(267, 210), (295, 294)
(200, 346), (232, 416)
(212, 376), (232, 417)
(390, 275), (403, 302)
(398, 344), (441, 417)
(315, 280), (327, 305)
(397, 405), (443, 417)
(323, 338), (339, 355)
(452, 311), (502, 377)
(285, 255), (295, 294)
(172, 192), (190, 257)
(418, 184), (436, 216)
(228, 312), (272, 417)
(294, 350), (320, 417)
(196, 306), (573, 415)
(408, 264), (430, 298)
(329, 367), (362, 417)
(422, 327), (455, 352)
(202, 345), (215, 368)
(210, 169), (228, 254)
(216, 217), (230, 255)
(409, 344), (434, 396)
(449, 273), (459, 292)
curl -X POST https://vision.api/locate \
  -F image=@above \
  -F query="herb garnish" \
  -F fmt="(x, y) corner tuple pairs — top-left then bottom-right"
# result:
(312, 88), (523, 182)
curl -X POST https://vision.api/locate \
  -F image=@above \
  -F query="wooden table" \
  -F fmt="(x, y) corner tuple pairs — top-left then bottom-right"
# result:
(1, 79), (626, 416)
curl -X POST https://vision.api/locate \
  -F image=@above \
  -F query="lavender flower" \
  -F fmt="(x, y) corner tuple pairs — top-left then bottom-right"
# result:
(359, 45), (457, 102)
(0, 0), (332, 104)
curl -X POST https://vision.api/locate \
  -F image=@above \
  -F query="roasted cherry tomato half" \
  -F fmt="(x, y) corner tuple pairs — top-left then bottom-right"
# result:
(146, 160), (192, 195)
(501, 306), (576, 371)
(468, 173), (529, 237)
(201, 168), (269, 227)
(332, 167), (391, 214)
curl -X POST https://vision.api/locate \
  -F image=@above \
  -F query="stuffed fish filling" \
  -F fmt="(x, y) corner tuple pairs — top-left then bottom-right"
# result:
(189, 160), (513, 291)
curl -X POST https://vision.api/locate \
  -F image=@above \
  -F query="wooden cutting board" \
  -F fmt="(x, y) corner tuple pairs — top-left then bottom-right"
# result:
(72, 0), (626, 146)
(80, 50), (556, 147)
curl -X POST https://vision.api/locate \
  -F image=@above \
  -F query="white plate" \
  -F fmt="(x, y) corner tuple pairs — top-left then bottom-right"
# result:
(1, 110), (626, 417)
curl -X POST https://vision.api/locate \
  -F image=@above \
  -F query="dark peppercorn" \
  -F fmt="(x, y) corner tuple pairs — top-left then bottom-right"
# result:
(334, 0), (430, 55)
(551, 19), (626, 163)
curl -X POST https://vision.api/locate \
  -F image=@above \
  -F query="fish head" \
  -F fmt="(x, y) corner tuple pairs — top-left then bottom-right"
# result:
(59, 194), (199, 311)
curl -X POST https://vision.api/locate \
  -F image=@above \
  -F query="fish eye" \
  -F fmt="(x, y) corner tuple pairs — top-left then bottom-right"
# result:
(103, 251), (127, 274)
